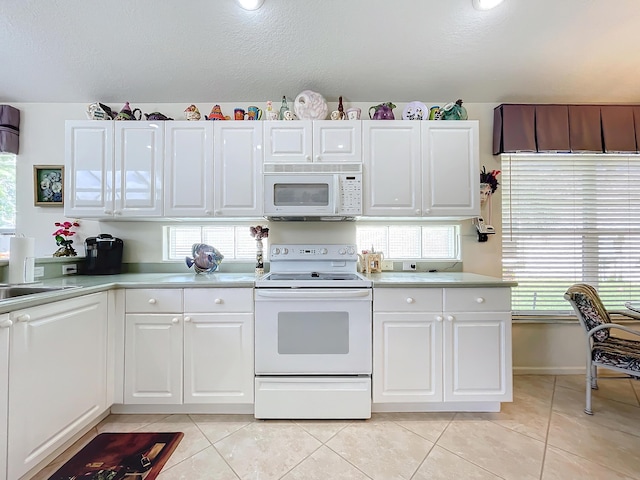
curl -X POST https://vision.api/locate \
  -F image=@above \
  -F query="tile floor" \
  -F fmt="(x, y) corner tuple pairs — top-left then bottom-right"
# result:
(30, 375), (640, 480)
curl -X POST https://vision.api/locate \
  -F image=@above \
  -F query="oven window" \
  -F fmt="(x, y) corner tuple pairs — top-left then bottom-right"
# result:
(277, 312), (349, 354)
(273, 183), (329, 207)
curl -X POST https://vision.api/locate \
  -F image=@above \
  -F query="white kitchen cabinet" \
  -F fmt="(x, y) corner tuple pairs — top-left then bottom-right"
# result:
(65, 121), (164, 218)
(422, 122), (480, 217)
(7, 293), (108, 480)
(213, 122), (263, 217)
(264, 120), (361, 163)
(64, 121), (114, 217)
(0, 314), (9, 480)
(373, 287), (512, 408)
(164, 121), (215, 217)
(183, 288), (254, 404)
(124, 289), (184, 404)
(363, 121), (422, 216)
(123, 288), (254, 406)
(362, 120), (480, 218)
(442, 288), (512, 402)
(114, 122), (164, 217)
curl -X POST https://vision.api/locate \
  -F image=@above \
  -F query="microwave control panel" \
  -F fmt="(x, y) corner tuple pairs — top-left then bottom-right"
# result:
(339, 174), (362, 214)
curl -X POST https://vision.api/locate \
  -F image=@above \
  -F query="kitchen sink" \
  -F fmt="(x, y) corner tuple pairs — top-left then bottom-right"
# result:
(0, 285), (81, 300)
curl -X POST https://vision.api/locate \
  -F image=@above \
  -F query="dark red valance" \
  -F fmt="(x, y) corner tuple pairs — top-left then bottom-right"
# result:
(493, 103), (639, 154)
(0, 105), (20, 154)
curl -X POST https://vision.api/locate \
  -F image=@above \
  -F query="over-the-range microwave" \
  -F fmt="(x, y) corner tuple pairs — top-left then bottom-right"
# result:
(263, 162), (362, 221)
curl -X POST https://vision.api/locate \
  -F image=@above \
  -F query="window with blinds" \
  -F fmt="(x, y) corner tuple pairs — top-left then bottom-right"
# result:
(165, 225), (265, 261)
(356, 224), (459, 260)
(501, 154), (640, 315)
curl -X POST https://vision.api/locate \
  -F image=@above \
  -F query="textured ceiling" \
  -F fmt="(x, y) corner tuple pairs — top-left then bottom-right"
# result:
(2, 0), (639, 104)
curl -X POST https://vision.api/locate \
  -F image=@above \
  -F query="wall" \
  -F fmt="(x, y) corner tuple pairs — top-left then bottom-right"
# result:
(14, 101), (595, 374)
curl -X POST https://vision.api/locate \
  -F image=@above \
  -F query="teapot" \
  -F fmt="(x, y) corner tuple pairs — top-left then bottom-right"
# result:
(144, 112), (173, 121)
(114, 102), (142, 121)
(358, 251), (384, 274)
(369, 102), (396, 120)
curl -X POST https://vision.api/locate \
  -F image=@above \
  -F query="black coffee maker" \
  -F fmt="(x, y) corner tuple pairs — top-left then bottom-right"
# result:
(83, 234), (124, 275)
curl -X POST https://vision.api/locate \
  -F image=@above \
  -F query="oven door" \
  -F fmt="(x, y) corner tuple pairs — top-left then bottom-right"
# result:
(263, 174), (337, 216)
(255, 288), (372, 375)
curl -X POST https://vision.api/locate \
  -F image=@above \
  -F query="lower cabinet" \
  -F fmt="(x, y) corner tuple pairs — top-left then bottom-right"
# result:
(373, 287), (512, 407)
(7, 293), (108, 480)
(0, 314), (9, 480)
(123, 288), (254, 405)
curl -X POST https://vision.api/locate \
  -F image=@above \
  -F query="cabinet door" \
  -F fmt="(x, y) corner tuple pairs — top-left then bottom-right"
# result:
(214, 122), (263, 216)
(164, 121), (214, 217)
(313, 120), (362, 162)
(114, 122), (164, 217)
(8, 294), (108, 480)
(0, 314), (9, 480)
(443, 311), (512, 402)
(124, 314), (183, 404)
(422, 121), (480, 217)
(64, 121), (114, 217)
(263, 120), (313, 162)
(183, 313), (254, 404)
(373, 312), (442, 403)
(363, 121), (422, 216)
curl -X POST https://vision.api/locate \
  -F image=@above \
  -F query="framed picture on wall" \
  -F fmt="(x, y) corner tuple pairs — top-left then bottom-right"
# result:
(34, 165), (64, 206)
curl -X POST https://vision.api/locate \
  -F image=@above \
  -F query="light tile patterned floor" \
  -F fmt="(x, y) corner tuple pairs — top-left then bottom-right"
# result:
(29, 375), (640, 480)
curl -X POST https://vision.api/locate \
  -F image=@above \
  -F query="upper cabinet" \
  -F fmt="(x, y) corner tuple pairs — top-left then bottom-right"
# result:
(264, 120), (362, 163)
(213, 122), (263, 217)
(164, 121), (214, 217)
(65, 121), (163, 218)
(363, 120), (480, 218)
(65, 120), (262, 219)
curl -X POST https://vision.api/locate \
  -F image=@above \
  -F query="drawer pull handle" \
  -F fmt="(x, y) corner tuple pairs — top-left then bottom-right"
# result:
(476, 297), (485, 304)
(184, 316), (191, 322)
(435, 315), (443, 322)
(446, 315), (454, 322)
(214, 298), (223, 304)
(171, 317), (179, 324)
(16, 314), (31, 323)
(0, 319), (13, 328)
(406, 297), (415, 304)
(148, 298), (157, 304)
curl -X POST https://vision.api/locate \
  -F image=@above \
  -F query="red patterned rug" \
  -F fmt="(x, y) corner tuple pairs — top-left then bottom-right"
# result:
(48, 432), (184, 480)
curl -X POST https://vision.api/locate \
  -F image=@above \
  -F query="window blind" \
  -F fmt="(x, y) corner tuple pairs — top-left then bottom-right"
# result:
(501, 154), (640, 315)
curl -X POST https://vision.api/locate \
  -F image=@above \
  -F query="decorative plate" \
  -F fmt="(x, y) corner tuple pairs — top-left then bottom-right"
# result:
(294, 90), (329, 120)
(402, 101), (429, 120)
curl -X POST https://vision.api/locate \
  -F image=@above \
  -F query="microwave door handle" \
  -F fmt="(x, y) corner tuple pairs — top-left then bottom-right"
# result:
(334, 175), (340, 214)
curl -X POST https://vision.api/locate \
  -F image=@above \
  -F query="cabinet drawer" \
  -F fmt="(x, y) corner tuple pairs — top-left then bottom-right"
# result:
(125, 289), (183, 313)
(374, 288), (443, 312)
(184, 288), (254, 313)
(443, 287), (511, 312)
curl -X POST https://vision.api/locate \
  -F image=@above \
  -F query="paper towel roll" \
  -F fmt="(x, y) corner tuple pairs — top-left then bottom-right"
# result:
(9, 236), (35, 284)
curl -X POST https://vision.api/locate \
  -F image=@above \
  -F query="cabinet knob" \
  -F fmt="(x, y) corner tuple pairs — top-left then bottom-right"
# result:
(148, 298), (157, 304)
(171, 317), (180, 324)
(316, 155), (321, 161)
(476, 297), (485, 303)
(114, 210), (121, 215)
(305, 155), (312, 162)
(16, 314), (31, 323)
(214, 298), (223, 304)
(435, 315), (443, 322)
(104, 210), (112, 215)
(0, 319), (13, 328)
(205, 210), (213, 216)
(415, 209), (421, 215)
(184, 316), (191, 322)
(406, 297), (415, 304)
(446, 315), (454, 322)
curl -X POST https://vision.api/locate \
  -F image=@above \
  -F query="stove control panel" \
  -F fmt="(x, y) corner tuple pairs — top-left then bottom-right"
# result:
(270, 244), (358, 260)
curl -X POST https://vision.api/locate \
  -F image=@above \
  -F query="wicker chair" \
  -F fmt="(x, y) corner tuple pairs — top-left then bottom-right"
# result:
(564, 283), (640, 414)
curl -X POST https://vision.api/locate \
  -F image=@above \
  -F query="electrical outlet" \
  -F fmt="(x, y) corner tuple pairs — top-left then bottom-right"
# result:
(402, 261), (417, 271)
(33, 266), (45, 278)
(381, 260), (394, 271)
(62, 264), (77, 275)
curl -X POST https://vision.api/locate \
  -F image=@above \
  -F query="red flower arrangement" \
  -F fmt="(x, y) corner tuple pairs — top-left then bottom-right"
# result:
(53, 220), (80, 257)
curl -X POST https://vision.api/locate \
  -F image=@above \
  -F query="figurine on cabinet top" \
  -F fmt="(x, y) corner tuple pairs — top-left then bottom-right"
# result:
(184, 104), (201, 121)
(205, 104), (230, 120)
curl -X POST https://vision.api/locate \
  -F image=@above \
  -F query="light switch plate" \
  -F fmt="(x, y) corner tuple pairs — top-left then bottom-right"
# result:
(33, 266), (45, 278)
(402, 261), (416, 271)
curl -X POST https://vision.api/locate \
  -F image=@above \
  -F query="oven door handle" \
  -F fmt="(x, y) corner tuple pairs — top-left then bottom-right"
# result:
(255, 289), (371, 299)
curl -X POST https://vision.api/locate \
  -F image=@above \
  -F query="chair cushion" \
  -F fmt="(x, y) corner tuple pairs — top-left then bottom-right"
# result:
(593, 336), (640, 372)
(571, 287), (610, 341)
